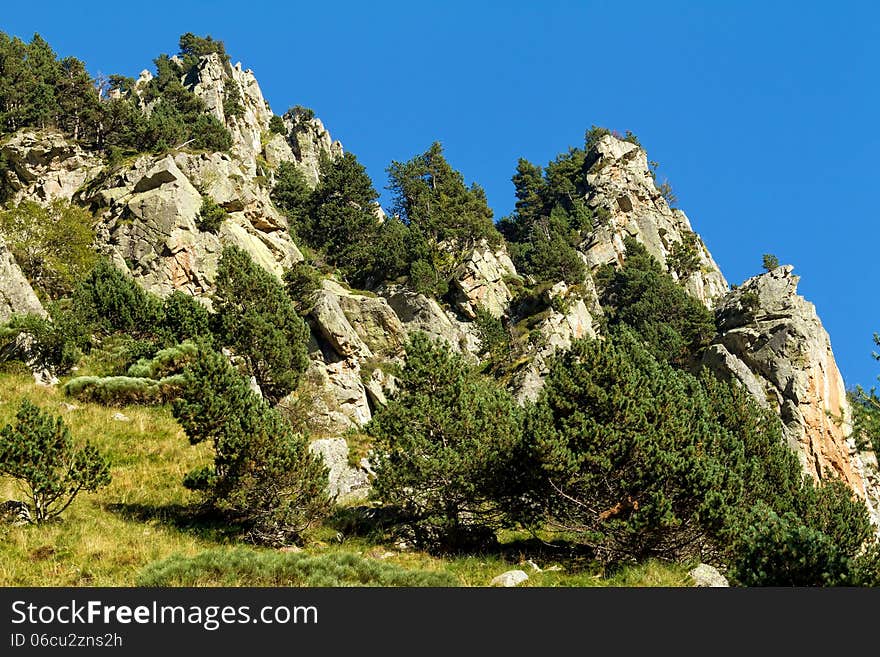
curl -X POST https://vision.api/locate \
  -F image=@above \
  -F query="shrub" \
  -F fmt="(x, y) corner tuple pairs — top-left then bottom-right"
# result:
(0, 399), (110, 523)
(596, 237), (715, 368)
(666, 231), (701, 279)
(127, 340), (199, 379)
(196, 196), (227, 233)
(173, 347), (329, 545)
(0, 200), (98, 300)
(525, 329), (729, 563)
(72, 261), (163, 337)
(64, 375), (185, 406)
(160, 291), (213, 345)
(367, 334), (526, 549)
(213, 246), (310, 403)
(268, 115), (287, 135)
(762, 253), (780, 272)
(283, 262), (322, 316)
(270, 161), (311, 237)
(137, 548), (458, 587)
(2, 306), (89, 374)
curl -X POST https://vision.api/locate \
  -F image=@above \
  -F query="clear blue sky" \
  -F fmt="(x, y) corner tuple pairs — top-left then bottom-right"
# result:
(4, 1), (879, 388)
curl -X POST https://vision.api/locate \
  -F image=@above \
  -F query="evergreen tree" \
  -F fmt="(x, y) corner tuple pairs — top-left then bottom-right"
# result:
(368, 333), (526, 549)
(525, 328), (728, 562)
(0, 399), (110, 523)
(596, 237), (716, 367)
(213, 246), (309, 402)
(173, 347), (328, 545)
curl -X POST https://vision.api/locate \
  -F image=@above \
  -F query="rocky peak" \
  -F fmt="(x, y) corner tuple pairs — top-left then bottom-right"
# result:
(280, 108), (343, 187)
(579, 134), (728, 307)
(704, 265), (878, 518)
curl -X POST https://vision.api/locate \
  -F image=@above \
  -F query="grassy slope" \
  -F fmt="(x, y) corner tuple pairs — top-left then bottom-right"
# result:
(0, 371), (690, 587)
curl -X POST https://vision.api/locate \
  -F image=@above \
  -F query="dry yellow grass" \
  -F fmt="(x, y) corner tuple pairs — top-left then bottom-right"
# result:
(0, 371), (218, 585)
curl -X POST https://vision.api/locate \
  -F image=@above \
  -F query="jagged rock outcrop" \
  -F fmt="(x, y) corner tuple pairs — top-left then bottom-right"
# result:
(0, 236), (46, 322)
(281, 109), (343, 186)
(705, 266), (876, 514)
(379, 284), (479, 353)
(0, 130), (103, 203)
(580, 134), (728, 307)
(451, 241), (516, 319)
(514, 281), (600, 402)
(83, 150), (302, 297)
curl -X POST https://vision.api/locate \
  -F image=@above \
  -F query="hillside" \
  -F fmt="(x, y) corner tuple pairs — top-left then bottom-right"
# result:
(1, 32), (879, 587)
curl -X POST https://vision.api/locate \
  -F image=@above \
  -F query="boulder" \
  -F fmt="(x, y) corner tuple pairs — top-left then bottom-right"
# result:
(689, 564), (729, 587)
(489, 570), (529, 587)
(308, 437), (370, 501)
(0, 236), (46, 323)
(380, 284), (477, 353)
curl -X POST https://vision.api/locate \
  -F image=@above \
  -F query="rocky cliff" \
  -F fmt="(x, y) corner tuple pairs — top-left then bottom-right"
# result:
(0, 50), (875, 516)
(704, 266), (878, 517)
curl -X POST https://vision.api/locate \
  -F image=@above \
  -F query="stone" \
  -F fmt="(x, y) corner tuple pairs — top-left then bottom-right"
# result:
(578, 133), (728, 308)
(705, 266), (877, 519)
(0, 500), (31, 526)
(0, 129), (103, 203)
(112, 412), (130, 422)
(0, 236), (46, 323)
(308, 437), (371, 501)
(489, 570), (529, 587)
(451, 241), (516, 319)
(515, 281), (600, 402)
(380, 284), (477, 353)
(689, 564), (729, 587)
(284, 108), (343, 187)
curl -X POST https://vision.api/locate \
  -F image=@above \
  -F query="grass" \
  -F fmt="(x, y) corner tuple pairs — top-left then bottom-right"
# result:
(0, 371), (692, 587)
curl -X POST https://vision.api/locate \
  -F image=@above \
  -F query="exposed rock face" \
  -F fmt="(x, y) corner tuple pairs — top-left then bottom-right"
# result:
(515, 281), (600, 402)
(580, 134), (728, 307)
(187, 54), (274, 176)
(0, 130), (104, 203)
(307, 437), (371, 502)
(84, 150), (301, 297)
(451, 241), (516, 319)
(282, 108), (343, 187)
(0, 236), (46, 322)
(705, 266), (875, 509)
(379, 284), (478, 354)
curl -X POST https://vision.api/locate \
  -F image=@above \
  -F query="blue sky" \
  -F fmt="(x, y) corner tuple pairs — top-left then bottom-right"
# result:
(4, 1), (879, 388)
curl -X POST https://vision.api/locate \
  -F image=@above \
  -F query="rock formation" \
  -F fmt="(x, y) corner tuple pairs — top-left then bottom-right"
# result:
(579, 134), (728, 307)
(0, 235), (45, 323)
(705, 266), (877, 517)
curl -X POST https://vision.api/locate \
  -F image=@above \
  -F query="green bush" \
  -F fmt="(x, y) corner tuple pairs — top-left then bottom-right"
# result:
(283, 262), (322, 316)
(196, 196), (227, 233)
(160, 291), (214, 345)
(0, 200), (98, 300)
(525, 329), (730, 563)
(268, 115), (287, 135)
(213, 246), (310, 403)
(72, 261), (163, 337)
(596, 238), (716, 368)
(137, 548), (458, 587)
(2, 306), (89, 374)
(127, 340), (199, 379)
(0, 399), (110, 523)
(173, 347), (329, 545)
(64, 375), (185, 406)
(367, 333), (526, 549)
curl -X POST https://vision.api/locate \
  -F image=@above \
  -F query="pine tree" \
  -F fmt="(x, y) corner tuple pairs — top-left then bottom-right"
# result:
(213, 246), (309, 402)
(0, 399), (110, 523)
(173, 347), (328, 545)
(368, 333), (526, 549)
